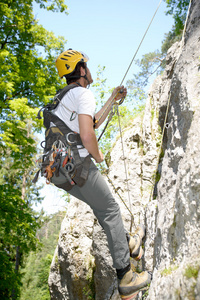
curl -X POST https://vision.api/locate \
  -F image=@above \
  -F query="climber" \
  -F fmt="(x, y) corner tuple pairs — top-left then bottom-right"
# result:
(49, 49), (151, 298)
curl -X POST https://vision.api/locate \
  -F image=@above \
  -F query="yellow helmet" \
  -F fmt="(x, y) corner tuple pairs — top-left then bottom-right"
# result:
(55, 49), (89, 78)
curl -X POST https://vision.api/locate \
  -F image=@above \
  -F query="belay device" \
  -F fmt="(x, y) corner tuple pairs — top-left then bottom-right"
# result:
(33, 84), (91, 191)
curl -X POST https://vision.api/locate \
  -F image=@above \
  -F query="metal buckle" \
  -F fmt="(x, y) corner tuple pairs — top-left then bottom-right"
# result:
(65, 162), (74, 173)
(66, 132), (77, 145)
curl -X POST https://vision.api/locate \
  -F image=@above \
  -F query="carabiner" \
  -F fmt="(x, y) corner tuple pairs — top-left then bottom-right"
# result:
(119, 88), (126, 105)
(65, 162), (74, 173)
(66, 132), (77, 145)
(70, 111), (77, 121)
(119, 96), (125, 105)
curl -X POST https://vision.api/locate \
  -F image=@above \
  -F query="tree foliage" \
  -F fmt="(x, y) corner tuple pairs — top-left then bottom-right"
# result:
(0, 0), (68, 298)
(92, 66), (145, 158)
(127, 0), (190, 102)
(164, 0), (190, 35)
(0, 184), (40, 299)
(20, 211), (66, 300)
(0, 0), (191, 298)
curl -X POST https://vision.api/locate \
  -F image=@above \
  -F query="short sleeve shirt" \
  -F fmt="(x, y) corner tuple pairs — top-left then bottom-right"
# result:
(53, 86), (96, 157)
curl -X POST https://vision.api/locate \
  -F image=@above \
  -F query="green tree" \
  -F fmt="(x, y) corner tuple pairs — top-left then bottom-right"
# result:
(0, 184), (39, 299)
(164, 0), (190, 35)
(92, 66), (145, 158)
(20, 212), (66, 300)
(126, 1), (190, 104)
(0, 0), (68, 298)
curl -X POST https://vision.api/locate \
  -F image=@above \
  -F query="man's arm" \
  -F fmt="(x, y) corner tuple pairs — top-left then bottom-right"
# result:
(79, 114), (104, 163)
(94, 86), (127, 129)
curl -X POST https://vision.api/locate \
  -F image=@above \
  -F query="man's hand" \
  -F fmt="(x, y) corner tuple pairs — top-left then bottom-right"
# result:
(94, 85), (127, 128)
(95, 150), (104, 163)
(111, 86), (127, 102)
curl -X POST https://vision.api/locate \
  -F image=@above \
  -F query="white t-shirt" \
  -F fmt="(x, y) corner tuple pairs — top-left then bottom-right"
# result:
(53, 86), (96, 157)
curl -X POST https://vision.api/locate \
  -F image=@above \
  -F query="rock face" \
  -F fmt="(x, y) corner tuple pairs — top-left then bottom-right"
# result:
(145, 0), (200, 298)
(48, 1), (200, 299)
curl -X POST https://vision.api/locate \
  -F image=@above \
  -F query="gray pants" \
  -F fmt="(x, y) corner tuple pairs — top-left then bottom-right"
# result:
(56, 160), (130, 269)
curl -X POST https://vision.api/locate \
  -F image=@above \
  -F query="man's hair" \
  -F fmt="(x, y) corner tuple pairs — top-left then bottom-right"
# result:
(64, 61), (86, 85)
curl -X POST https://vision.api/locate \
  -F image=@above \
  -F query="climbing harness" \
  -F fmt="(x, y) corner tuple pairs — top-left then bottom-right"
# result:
(33, 84), (91, 190)
(96, 0), (163, 231)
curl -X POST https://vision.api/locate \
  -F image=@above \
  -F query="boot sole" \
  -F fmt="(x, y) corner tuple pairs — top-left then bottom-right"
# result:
(120, 285), (149, 299)
(134, 224), (146, 240)
(130, 224), (146, 261)
(132, 246), (144, 261)
(120, 291), (139, 299)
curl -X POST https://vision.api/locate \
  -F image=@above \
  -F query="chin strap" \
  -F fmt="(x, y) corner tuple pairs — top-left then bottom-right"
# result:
(80, 67), (90, 87)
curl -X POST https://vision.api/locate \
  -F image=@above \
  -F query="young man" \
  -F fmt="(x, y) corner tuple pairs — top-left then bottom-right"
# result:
(52, 49), (151, 299)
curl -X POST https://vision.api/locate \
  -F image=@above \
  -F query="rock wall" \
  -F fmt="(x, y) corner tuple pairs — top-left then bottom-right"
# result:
(48, 78), (161, 300)
(145, 0), (200, 298)
(48, 1), (200, 299)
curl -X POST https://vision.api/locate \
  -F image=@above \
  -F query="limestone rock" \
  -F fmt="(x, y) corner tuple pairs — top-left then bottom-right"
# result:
(49, 1), (200, 299)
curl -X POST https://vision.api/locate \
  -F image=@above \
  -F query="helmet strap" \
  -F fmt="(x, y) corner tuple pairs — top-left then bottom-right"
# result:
(80, 67), (90, 87)
(65, 65), (90, 87)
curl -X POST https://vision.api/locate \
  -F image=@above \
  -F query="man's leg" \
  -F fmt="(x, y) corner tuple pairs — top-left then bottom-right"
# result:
(68, 161), (130, 269)
(56, 161), (151, 298)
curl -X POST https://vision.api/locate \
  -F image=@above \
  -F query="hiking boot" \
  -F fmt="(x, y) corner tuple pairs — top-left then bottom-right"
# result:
(118, 269), (151, 299)
(128, 224), (145, 261)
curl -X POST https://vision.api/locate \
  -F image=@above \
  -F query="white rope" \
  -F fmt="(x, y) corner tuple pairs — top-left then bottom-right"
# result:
(120, 0), (163, 86)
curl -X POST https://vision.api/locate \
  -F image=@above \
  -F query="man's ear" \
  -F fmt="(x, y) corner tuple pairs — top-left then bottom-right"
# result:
(80, 66), (86, 76)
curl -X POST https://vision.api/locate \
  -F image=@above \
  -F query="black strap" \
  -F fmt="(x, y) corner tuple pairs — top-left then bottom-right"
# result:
(46, 112), (83, 146)
(56, 83), (78, 102)
(37, 83), (79, 120)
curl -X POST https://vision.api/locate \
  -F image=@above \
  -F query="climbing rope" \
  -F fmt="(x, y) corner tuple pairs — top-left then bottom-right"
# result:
(96, 0), (163, 137)
(181, 0), (192, 48)
(116, 106), (135, 231)
(148, 92), (171, 202)
(103, 0), (193, 238)
(100, 166), (135, 225)
(98, 0), (163, 231)
(120, 0), (163, 86)
(104, 0), (193, 226)
(148, 0), (192, 203)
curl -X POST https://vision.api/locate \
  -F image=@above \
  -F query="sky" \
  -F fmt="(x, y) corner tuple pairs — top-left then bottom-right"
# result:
(34, 0), (174, 89)
(33, 0), (174, 215)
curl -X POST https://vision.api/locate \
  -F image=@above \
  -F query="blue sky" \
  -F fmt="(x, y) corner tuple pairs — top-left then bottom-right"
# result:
(33, 0), (174, 215)
(34, 0), (174, 89)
